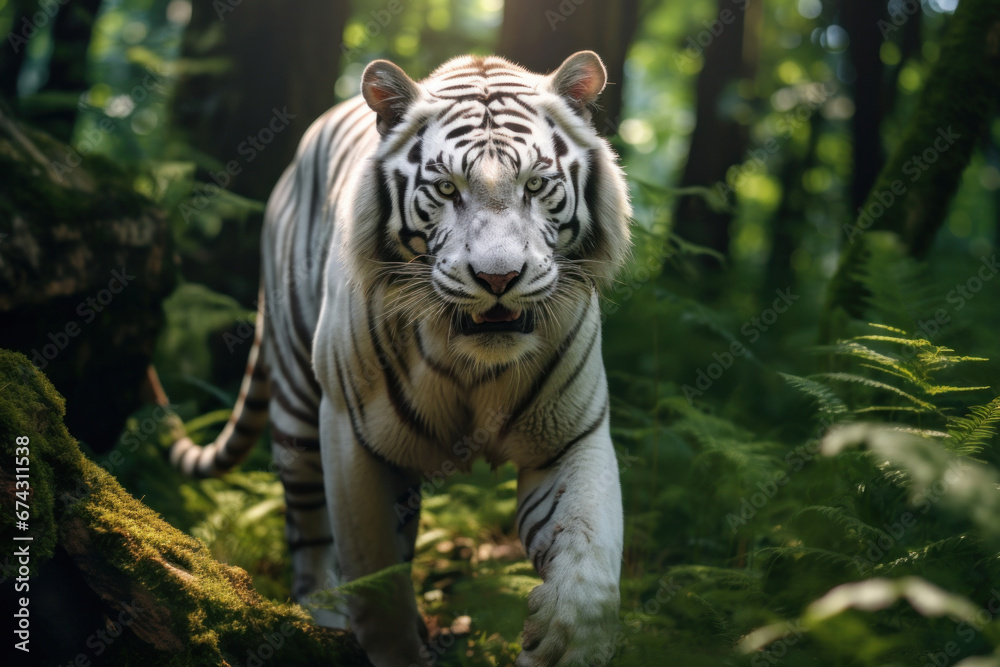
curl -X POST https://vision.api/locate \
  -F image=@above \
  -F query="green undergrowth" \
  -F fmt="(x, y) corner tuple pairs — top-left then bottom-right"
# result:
(45, 227), (1000, 666)
(0, 349), (366, 666)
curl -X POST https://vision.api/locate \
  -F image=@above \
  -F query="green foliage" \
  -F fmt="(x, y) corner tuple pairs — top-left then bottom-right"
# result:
(24, 0), (1000, 663)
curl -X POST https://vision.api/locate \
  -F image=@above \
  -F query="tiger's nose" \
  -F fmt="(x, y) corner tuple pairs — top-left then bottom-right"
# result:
(474, 269), (520, 295)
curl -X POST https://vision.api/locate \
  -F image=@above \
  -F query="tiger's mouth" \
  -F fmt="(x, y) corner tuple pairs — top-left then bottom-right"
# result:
(458, 305), (535, 335)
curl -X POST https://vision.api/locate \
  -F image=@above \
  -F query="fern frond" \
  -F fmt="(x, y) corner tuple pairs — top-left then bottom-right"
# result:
(925, 384), (991, 395)
(757, 546), (867, 572)
(791, 505), (889, 544)
(853, 406), (931, 417)
(815, 372), (937, 412)
(873, 535), (979, 574)
(863, 323), (910, 335)
(779, 373), (850, 417)
(818, 342), (924, 386)
(947, 398), (1000, 455)
(853, 334), (930, 347)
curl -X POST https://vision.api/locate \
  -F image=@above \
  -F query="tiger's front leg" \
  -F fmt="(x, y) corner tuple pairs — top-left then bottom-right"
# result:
(515, 418), (623, 666)
(319, 396), (427, 666)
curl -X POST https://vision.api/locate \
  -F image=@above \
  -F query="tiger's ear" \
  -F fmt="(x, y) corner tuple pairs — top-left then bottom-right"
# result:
(362, 59), (421, 135)
(547, 51), (607, 110)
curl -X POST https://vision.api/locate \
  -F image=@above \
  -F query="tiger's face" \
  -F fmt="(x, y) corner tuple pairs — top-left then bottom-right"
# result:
(347, 52), (631, 366)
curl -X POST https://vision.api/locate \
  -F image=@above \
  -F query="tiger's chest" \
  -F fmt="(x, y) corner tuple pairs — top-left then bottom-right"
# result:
(319, 295), (518, 471)
(354, 379), (514, 473)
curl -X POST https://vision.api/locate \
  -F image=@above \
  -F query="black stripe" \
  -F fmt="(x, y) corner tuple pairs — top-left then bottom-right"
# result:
(334, 351), (401, 471)
(435, 282), (476, 300)
(501, 122), (531, 135)
(414, 327), (460, 384)
(305, 124), (326, 240)
(372, 159), (401, 264)
(287, 283), (322, 397)
(550, 192), (568, 215)
(554, 322), (599, 397)
(534, 542), (554, 572)
(495, 107), (533, 121)
(285, 497), (327, 510)
(272, 425), (321, 452)
(214, 446), (240, 467)
(281, 479), (326, 495)
(517, 484), (553, 536)
(288, 536), (334, 551)
(408, 138), (423, 164)
(365, 299), (436, 440)
(525, 490), (562, 554)
(517, 486), (540, 519)
(501, 302), (590, 435)
(269, 331), (320, 414)
(282, 174), (320, 383)
(437, 82), (478, 92)
(469, 363), (509, 387)
(243, 396), (269, 412)
(446, 124), (476, 140)
(233, 421), (257, 437)
(273, 384), (318, 426)
(537, 400), (609, 471)
(578, 150), (607, 257)
(553, 132), (568, 159)
(557, 161), (582, 245)
(326, 105), (377, 185)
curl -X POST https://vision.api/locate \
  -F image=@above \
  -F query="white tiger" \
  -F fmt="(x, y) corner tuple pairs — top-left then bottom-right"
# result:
(171, 51), (631, 666)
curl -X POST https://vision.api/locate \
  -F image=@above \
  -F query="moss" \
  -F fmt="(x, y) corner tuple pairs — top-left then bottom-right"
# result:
(0, 122), (149, 226)
(0, 349), (367, 665)
(0, 350), (81, 564)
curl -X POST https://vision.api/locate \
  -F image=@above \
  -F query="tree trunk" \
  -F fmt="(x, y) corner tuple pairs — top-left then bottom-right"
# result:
(841, 0), (887, 212)
(820, 0), (1000, 342)
(672, 0), (756, 260)
(763, 114), (821, 295)
(170, 0), (351, 202)
(0, 106), (175, 453)
(22, 0), (103, 142)
(0, 0), (36, 101)
(497, 0), (639, 135)
(168, 0), (350, 308)
(0, 349), (369, 666)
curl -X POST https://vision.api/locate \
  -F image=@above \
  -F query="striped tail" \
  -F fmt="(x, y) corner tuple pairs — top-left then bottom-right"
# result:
(170, 294), (271, 478)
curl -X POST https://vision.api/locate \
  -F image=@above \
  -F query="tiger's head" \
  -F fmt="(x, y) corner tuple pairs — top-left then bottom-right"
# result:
(345, 51), (631, 366)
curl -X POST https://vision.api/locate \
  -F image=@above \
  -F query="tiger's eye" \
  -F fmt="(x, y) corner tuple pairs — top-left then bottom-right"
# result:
(436, 180), (457, 197)
(526, 176), (545, 193)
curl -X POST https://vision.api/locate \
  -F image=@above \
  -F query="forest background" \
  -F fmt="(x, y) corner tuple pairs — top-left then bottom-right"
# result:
(2, 0), (1000, 665)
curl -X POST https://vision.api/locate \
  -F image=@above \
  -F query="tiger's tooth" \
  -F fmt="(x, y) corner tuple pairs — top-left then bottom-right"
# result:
(512, 310), (522, 320)
(472, 313), (485, 324)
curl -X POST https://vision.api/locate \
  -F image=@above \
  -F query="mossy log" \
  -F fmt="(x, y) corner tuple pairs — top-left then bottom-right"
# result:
(0, 107), (176, 452)
(0, 349), (368, 666)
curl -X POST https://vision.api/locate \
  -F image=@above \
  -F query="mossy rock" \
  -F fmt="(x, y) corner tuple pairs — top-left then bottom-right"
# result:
(0, 348), (367, 666)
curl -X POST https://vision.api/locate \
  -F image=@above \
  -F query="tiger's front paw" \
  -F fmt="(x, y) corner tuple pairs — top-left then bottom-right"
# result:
(516, 578), (619, 667)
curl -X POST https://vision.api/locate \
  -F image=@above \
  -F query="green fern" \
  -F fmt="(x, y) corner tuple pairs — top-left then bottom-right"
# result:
(308, 563), (413, 614)
(791, 504), (890, 545)
(946, 398), (1000, 456)
(779, 373), (850, 417)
